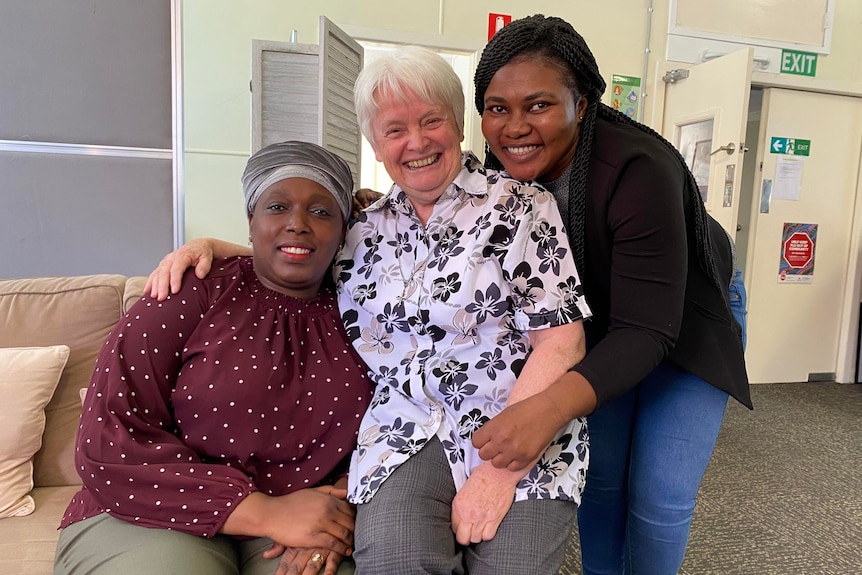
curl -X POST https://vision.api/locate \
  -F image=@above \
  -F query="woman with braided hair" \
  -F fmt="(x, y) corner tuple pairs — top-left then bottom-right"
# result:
(469, 14), (750, 575)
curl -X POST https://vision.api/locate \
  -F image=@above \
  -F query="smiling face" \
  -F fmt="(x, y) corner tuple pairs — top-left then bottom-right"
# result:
(481, 57), (588, 183)
(248, 178), (345, 299)
(369, 88), (464, 219)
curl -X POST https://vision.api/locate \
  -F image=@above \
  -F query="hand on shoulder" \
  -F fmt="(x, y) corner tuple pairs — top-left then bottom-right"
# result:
(145, 238), (250, 300)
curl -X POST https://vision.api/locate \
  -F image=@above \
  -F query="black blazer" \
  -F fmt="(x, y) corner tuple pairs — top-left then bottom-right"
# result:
(570, 116), (751, 409)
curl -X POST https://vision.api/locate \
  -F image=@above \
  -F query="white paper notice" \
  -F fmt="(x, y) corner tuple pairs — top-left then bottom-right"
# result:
(773, 156), (804, 201)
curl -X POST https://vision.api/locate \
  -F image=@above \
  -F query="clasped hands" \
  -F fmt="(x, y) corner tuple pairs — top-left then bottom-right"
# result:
(255, 486), (355, 575)
(266, 544), (346, 575)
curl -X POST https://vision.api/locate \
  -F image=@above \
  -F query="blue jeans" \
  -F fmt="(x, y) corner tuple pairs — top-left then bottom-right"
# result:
(577, 271), (747, 575)
(728, 265), (747, 349)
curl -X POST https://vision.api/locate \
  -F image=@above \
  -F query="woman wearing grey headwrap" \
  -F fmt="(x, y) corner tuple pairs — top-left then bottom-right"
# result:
(55, 141), (369, 575)
(243, 140), (354, 220)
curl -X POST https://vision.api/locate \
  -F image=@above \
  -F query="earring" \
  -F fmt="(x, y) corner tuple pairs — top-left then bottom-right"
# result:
(578, 115), (584, 121)
(248, 235), (253, 244)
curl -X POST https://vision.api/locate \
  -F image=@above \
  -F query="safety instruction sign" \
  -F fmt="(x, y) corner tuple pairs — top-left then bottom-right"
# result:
(770, 137), (811, 156)
(778, 222), (817, 284)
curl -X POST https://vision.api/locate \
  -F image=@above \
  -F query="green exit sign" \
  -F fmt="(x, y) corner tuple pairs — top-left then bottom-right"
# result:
(770, 137), (811, 156)
(781, 49), (818, 77)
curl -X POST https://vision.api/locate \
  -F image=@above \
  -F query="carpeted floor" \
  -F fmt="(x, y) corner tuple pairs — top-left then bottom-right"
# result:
(559, 382), (862, 574)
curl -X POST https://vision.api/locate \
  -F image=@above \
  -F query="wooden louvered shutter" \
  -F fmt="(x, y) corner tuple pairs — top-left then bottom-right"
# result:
(319, 17), (363, 186)
(252, 16), (363, 186)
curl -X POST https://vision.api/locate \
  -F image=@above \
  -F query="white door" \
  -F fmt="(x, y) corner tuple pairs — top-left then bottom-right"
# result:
(658, 51), (862, 384)
(658, 48), (753, 237)
(744, 89), (862, 383)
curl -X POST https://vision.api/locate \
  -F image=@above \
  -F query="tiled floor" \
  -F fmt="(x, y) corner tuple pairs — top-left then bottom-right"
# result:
(560, 382), (862, 574)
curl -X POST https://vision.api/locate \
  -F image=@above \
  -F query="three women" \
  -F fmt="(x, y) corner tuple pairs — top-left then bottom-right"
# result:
(141, 13), (749, 575)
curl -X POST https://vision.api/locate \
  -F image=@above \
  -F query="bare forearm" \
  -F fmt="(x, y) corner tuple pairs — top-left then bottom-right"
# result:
(219, 487), (355, 554)
(508, 322), (584, 405)
(473, 458), (531, 486)
(470, 322), (594, 473)
(220, 491), (269, 538)
(471, 374), (594, 485)
(542, 370), (598, 421)
(211, 238), (252, 259)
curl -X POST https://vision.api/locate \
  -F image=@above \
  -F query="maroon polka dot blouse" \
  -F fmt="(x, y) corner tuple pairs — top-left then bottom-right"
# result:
(59, 257), (372, 538)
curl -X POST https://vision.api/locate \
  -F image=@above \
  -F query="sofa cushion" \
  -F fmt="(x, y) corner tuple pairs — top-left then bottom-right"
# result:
(0, 485), (80, 575)
(0, 346), (70, 518)
(124, 276), (148, 312)
(0, 275), (129, 487)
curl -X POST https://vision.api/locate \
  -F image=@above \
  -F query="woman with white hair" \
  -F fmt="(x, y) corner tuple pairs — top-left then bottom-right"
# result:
(340, 45), (590, 574)
(147, 47), (593, 575)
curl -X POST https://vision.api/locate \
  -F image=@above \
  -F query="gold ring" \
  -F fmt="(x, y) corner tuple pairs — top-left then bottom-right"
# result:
(311, 553), (324, 564)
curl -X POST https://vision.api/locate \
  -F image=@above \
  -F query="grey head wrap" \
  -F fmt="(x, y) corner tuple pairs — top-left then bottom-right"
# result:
(241, 141), (354, 220)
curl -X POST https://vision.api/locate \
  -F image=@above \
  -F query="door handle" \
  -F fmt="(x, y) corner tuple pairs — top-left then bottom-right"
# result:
(710, 143), (736, 156)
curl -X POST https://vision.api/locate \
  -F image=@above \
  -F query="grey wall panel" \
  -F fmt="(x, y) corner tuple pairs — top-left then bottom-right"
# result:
(0, 0), (172, 149)
(0, 152), (173, 279)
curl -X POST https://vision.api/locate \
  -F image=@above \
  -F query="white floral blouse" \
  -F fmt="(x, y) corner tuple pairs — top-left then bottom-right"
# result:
(337, 152), (591, 505)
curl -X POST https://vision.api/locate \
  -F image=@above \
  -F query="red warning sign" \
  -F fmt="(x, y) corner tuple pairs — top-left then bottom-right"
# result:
(778, 223), (817, 284)
(783, 232), (814, 268)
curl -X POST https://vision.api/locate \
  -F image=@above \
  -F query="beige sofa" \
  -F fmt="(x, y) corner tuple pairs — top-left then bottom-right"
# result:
(0, 274), (146, 575)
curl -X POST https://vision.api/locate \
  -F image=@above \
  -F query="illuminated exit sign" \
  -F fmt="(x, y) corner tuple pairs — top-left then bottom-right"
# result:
(781, 49), (818, 77)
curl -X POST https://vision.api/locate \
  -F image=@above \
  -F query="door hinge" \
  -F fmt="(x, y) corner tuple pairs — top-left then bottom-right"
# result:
(662, 69), (690, 84)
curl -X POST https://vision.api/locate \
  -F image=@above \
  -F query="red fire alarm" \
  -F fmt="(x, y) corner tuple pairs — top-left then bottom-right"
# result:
(488, 13), (512, 41)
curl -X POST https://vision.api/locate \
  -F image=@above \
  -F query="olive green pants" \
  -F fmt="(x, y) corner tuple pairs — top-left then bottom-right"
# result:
(54, 512), (355, 575)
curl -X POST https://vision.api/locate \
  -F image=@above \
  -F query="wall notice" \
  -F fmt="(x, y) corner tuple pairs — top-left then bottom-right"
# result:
(610, 75), (641, 119)
(773, 156), (804, 201)
(778, 222), (817, 284)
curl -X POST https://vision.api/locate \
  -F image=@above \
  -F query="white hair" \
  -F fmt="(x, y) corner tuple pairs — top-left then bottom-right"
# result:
(354, 45), (465, 146)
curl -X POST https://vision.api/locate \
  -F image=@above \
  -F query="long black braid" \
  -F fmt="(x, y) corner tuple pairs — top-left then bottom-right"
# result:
(474, 14), (722, 292)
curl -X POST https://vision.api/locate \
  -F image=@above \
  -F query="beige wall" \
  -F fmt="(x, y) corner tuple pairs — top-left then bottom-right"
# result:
(816, 0), (862, 81)
(182, 0), (862, 243)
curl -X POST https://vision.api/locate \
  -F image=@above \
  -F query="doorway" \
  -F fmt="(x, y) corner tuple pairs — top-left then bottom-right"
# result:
(735, 87), (763, 279)
(741, 87), (862, 384)
(659, 53), (862, 384)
